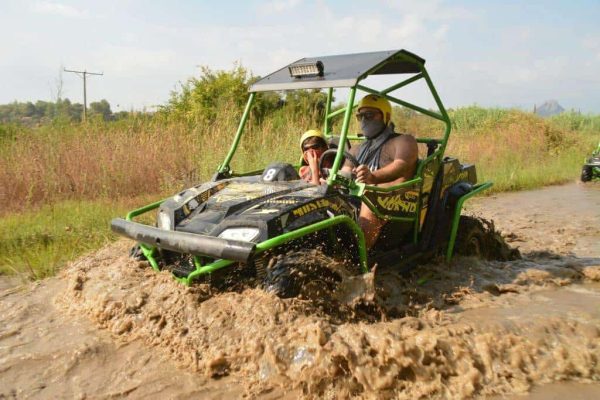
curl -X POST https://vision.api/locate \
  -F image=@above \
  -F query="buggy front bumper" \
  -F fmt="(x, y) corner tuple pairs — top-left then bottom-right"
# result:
(111, 214), (368, 285)
(111, 218), (256, 262)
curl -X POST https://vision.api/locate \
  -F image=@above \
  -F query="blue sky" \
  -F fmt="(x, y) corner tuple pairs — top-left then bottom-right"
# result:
(1, 0), (599, 112)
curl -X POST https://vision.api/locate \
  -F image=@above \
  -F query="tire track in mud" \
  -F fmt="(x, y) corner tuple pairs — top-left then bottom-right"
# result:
(1, 182), (600, 399)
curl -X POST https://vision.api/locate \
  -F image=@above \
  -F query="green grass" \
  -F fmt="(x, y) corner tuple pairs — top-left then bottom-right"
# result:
(0, 197), (156, 279)
(481, 146), (587, 192)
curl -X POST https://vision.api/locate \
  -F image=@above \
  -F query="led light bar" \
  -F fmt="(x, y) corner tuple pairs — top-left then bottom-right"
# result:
(288, 61), (324, 78)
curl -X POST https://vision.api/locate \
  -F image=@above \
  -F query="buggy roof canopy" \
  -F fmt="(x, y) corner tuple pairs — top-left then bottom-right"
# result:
(249, 49), (425, 93)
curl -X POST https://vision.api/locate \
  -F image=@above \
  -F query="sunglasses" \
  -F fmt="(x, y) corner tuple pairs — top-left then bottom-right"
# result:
(302, 143), (325, 152)
(355, 111), (382, 121)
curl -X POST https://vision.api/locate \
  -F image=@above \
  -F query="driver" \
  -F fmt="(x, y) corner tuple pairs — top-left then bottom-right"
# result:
(299, 129), (329, 185)
(342, 94), (418, 249)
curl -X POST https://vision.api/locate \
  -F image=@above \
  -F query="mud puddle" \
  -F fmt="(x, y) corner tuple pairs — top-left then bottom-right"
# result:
(0, 272), (258, 399)
(1, 182), (599, 399)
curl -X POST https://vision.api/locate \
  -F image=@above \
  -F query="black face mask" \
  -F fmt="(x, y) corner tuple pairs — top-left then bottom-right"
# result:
(361, 119), (386, 138)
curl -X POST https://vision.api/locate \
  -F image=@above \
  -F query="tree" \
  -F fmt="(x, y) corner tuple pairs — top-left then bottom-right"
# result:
(281, 89), (327, 122)
(89, 99), (113, 121)
(0, 98), (87, 125)
(161, 64), (280, 124)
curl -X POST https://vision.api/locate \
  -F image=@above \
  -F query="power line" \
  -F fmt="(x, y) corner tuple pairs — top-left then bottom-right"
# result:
(64, 68), (103, 122)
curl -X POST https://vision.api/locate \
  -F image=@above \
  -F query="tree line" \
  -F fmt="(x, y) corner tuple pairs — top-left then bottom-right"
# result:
(1, 64), (328, 127)
(0, 98), (128, 126)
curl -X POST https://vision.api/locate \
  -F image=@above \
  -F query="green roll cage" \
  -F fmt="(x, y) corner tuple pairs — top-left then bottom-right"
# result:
(123, 50), (491, 285)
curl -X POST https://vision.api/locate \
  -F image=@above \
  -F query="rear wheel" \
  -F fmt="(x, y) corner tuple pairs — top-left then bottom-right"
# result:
(454, 216), (520, 261)
(455, 216), (486, 258)
(581, 166), (592, 182)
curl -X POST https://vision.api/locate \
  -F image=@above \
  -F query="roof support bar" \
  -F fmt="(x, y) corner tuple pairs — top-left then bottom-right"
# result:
(381, 73), (424, 94)
(219, 92), (255, 174)
(357, 84), (445, 122)
(324, 88), (333, 135)
(329, 87), (356, 176)
(420, 68), (451, 154)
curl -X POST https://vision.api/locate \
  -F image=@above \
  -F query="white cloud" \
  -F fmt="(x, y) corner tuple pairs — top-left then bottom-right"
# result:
(31, 1), (88, 18)
(582, 35), (600, 61)
(433, 24), (449, 41)
(355, 17), (385, 46)
(582, 36), (600, 51)
(388, 14), (422, 43)
(383, 0), (475, 21)
(258, 0), (302, 14)
(90, 45), (178, 74)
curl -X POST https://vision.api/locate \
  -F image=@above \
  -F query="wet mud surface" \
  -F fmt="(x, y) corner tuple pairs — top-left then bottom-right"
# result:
(1, 182), (599, 399)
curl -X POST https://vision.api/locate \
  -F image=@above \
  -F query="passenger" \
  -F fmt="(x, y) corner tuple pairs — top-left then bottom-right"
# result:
(299, 129), (329, 185)
(342, 94), (419, 249)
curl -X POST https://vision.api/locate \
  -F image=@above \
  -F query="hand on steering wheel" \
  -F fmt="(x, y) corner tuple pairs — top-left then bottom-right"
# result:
(318, 149), (359, 181)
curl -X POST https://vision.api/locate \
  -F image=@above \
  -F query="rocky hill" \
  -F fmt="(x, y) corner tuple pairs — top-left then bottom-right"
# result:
(535, 100), (565, 117)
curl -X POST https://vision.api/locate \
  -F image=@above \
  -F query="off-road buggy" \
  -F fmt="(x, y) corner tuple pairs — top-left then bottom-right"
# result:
(111, 50), (494, 297)
(581, 142), (600, 182)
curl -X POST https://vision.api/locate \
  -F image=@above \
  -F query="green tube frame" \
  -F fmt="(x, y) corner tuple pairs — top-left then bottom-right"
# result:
(125, 199), (165, 272)
(124, 202), (367, 283)
(445, 182), (493, 262)
(218, 92), (256, 174)
(169, 215), (368, 285)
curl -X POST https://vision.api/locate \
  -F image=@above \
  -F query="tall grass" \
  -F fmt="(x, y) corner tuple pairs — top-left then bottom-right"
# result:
(393, 106), (598, 192)
(0, 105), (328, 216)
(0, 110), (234, 215)
(2, 106), (597, 211)
(0, 106), (598, 278)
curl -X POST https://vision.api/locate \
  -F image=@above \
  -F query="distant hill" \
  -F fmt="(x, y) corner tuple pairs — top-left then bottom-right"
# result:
(535, 100), (564, 117)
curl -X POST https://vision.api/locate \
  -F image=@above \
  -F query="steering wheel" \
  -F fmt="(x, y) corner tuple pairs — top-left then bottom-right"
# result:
(318, 149), (359, 181)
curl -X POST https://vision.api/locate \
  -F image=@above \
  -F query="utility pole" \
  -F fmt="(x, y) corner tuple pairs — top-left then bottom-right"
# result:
(64, 68), (103, 122)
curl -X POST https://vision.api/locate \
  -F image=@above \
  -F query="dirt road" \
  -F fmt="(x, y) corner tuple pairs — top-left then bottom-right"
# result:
(1, 182), (599, 399)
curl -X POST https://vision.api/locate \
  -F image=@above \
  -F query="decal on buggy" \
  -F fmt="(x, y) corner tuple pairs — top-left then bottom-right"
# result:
(210, 182), (288, 204)
(364, 183), (420, 218)
(292, 198), (343, 217)
(175, 182), (229, 222)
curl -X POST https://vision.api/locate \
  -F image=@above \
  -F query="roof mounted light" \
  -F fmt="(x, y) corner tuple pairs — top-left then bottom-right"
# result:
(288, 61), (324, 78)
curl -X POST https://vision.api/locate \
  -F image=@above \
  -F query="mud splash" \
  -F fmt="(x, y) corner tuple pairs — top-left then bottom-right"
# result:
(57, 248), (600, 396)
(2, 182), (600, 398)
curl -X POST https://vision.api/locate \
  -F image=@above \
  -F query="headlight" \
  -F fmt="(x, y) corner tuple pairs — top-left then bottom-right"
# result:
(157, 211), (172, 230)
(218, 227), (260, 242)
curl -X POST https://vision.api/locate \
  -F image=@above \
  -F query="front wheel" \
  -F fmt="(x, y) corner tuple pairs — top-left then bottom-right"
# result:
(263, 250), (347, 300)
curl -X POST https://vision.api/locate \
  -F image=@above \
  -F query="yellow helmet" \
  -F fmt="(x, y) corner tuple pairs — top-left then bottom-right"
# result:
(299, 129), (325, 149)
(358, 94), (392, 124)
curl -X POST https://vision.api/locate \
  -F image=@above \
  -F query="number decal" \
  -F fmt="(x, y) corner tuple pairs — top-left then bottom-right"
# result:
(263, 168), (277, 181)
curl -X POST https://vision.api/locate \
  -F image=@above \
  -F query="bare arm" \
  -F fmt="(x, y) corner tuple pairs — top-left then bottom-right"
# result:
(355, 135), (418, 185)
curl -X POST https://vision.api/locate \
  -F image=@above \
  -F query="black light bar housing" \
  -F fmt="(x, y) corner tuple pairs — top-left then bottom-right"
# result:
(289, 60), (324, 78)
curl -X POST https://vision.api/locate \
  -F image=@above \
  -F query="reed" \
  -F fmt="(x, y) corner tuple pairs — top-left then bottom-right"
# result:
(1, 106), (598, 277)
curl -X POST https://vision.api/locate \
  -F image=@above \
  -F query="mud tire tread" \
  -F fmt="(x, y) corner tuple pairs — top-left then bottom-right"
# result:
(263, 250), (344, 299)
(455, 216), (520, 261)
(581, 166), (592, 182)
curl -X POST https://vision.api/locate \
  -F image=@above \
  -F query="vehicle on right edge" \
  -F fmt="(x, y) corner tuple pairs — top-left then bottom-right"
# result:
(581, 142), (600, 182)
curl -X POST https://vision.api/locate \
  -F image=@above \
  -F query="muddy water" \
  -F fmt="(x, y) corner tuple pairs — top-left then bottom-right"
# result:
(466, 181), (600, 257)
(1, 182), (599, 399)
